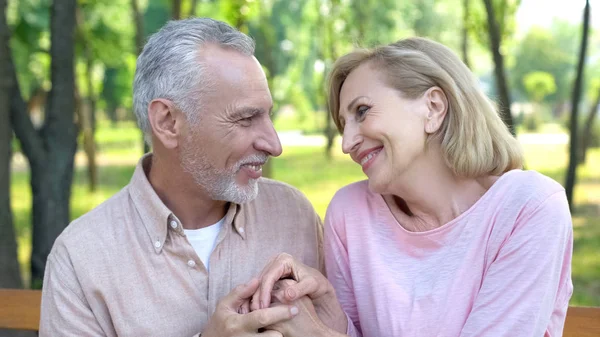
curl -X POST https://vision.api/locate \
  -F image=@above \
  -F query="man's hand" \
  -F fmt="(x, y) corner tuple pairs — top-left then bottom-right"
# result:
(201, 278), (299, 337)
(251, 253), (348, 333)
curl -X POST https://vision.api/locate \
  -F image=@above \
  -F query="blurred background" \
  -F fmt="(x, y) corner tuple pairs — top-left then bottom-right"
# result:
(0, 0), (598, 308)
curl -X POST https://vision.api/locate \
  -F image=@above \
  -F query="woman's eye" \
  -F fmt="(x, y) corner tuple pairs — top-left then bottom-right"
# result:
(356, 105), (370, 119)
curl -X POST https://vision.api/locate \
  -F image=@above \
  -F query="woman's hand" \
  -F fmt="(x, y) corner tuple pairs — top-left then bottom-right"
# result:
(251, 253), (348, 333)
(265, 279), (336, 337)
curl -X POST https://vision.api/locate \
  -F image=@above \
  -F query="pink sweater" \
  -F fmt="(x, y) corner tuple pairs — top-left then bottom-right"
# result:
(324, 170), (573, 337)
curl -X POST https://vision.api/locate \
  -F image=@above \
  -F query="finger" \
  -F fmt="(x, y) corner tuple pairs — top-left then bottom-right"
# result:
(223, 278), (260, 309)
(284, 277), (328, 302)
(243, 305), (299, 331)
(250, 292), (261, 311)
(240, 299), (250, 315)
(257, 255), (296, 309)
(271, 289), (285, 304)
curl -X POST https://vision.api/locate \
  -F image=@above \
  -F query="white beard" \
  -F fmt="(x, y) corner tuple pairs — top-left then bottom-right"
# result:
(180, 143), (265, 204)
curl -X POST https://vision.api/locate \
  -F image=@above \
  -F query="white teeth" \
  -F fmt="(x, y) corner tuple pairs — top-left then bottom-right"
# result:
(361, 150), (380, 166)
(246, 165), (262, 172)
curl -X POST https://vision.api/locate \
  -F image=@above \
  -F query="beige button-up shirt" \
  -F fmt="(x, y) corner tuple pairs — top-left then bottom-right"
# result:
(40, 156), (323, 337)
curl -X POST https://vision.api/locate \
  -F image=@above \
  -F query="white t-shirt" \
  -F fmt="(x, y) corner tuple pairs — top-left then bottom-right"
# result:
(183, 217), (224, 271)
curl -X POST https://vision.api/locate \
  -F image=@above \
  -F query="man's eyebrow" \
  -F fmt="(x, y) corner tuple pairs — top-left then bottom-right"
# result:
(230, 107), (264, 118)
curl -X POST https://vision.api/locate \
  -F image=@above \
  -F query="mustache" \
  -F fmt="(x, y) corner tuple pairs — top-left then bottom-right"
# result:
(236, 153), (269, 169)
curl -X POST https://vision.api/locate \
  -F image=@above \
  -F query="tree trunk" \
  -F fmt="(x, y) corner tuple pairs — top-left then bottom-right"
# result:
(462, 0), (471, 68)
(190, 0), (198, 17)
(324, 0), (339, 159)
(102, 67), (119, 125)
(131, 0), (150, 154)
(565, 0), (590, 211)
(10, 0), (78, 289)
(172, 0), (181, 20)
(77, 7), (98, 192)
(482, 0), (515, 135)
(0, 0), (22, 290)
(579, 87), (600, 164)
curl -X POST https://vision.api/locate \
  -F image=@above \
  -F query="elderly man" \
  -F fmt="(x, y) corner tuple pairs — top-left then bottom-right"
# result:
(39, 18), (322, 337)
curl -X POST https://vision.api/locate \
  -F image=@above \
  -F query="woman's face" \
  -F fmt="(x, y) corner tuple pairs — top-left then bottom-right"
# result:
(338, 62), (444, 194)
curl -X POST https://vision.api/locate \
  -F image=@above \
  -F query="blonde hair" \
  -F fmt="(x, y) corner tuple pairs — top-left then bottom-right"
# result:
(328, 37), (523, 178)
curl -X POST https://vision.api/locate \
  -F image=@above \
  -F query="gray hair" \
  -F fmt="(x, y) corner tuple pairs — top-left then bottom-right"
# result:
(133, 18), (255, 146)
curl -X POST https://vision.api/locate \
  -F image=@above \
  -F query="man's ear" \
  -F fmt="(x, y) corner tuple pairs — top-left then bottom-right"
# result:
(424, 86), (448, 134)
(148, 98), (182, 149)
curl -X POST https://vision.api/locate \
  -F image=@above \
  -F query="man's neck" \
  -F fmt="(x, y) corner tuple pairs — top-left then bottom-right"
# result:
(147, 154), (227, 229)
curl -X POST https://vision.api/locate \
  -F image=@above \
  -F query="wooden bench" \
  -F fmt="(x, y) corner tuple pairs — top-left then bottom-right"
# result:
(0, 289), (41, 331)
(0, 289), (599, 334)
(563, 306), (600, 337)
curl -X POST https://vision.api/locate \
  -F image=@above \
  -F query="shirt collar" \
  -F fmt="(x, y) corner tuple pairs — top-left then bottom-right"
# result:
(128, 154), (247, 254)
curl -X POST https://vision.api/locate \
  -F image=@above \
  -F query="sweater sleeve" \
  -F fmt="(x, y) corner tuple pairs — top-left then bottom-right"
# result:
(459, 191), (573, 337)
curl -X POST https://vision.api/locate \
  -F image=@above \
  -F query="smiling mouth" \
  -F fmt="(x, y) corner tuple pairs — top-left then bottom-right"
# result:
(360, 148), (382, 166)
(242, 164), (263, 172)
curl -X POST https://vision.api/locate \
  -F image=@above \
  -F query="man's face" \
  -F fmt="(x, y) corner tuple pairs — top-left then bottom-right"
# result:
(179, 44), (282, 204)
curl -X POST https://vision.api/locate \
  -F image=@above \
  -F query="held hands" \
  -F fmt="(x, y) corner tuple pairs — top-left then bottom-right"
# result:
(201, 278), (298, 337)
(250, 253), (348, 334)
(265, 279), (334, 337)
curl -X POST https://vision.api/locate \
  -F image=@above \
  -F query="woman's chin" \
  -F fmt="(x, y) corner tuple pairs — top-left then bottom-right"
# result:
(367, 175), (388, 195)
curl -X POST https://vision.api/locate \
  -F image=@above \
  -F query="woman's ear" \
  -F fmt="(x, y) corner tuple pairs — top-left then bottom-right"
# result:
(424, 86), (448, 134)
(148, 98), (182, 149)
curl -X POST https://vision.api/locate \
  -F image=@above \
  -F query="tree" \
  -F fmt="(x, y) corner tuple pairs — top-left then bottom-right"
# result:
(76, 6), (97, 192)
(10, 0), (77, 288)
(511, 25), (577, 107)
(132, 0), (151, 154)
(565, 0), (591, 210)
(172, 0), (182, 20)
(579, 86), (600, 163)
(482, 0), (516, 135)
(0, 0), (22, 290)
(190, 0), (199, 17)
(462, 0), (471, 68)
(522, 71), (557, 103)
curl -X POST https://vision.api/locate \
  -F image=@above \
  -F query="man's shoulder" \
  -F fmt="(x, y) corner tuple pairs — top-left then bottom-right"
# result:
(56, 186), (133, 250)
(256, 178), (313, 206)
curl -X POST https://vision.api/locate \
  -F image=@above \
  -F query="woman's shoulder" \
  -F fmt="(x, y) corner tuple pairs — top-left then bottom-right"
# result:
(325, 180), (380, 220)
(329, 179), (373, 205)
(489, 169), (566, 211)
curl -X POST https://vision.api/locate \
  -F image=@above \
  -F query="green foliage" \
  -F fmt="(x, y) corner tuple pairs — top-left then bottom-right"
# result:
(469, 0), (521, 47)
(523, 71), (557, 103)
(512, 23), (577, 104)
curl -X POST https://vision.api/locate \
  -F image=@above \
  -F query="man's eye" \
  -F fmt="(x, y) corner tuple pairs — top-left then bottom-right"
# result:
(238, 116), (253, 126)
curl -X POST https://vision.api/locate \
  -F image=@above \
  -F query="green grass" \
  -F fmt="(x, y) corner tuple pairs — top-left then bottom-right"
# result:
(9, 124), (600, 306)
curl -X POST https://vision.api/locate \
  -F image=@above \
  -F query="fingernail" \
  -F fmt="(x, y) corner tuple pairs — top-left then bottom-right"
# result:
(290, 306), (299, 316)
(286, 288), (296, 300)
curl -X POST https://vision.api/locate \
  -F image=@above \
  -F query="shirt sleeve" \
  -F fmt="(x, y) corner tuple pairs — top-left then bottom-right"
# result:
(39, 241), (107, 336)
(324, 206), (362, 337)
(459, 191), (573, 337)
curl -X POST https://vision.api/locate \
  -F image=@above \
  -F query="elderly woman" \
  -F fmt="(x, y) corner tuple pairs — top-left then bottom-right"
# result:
(251, 37), (573, 337)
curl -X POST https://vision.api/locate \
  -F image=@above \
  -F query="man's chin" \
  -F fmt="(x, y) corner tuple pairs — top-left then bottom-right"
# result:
(219, 180), (259, 204)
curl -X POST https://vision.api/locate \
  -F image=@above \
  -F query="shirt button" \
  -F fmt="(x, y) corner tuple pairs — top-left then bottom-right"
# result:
(187, 260), (196, 268)
(238, 227), (244, 233)
(154, 241), (161, 248)
(170, 220), (178, 229)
